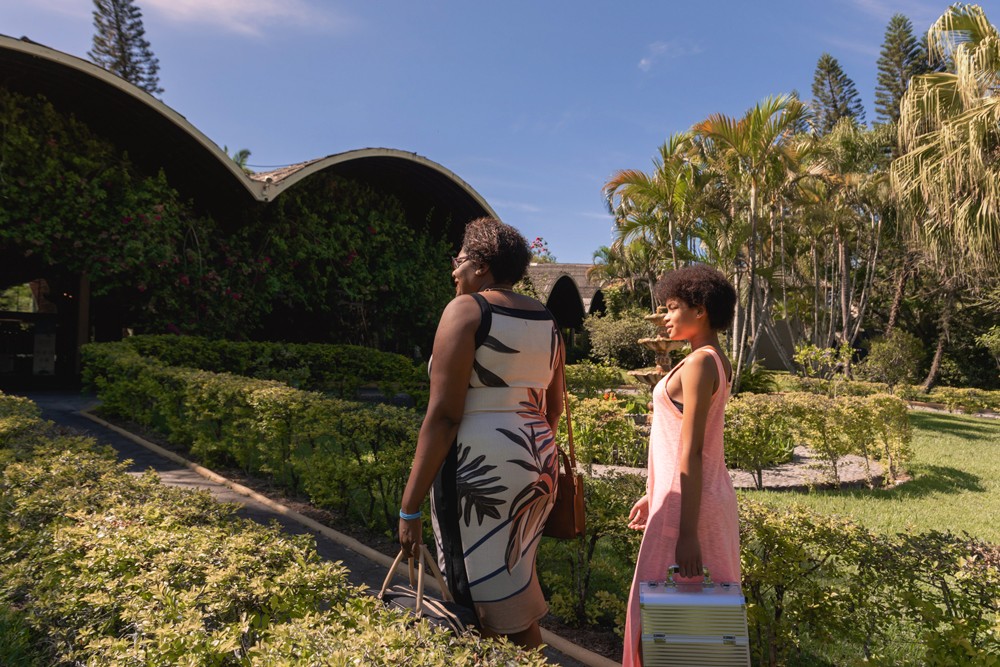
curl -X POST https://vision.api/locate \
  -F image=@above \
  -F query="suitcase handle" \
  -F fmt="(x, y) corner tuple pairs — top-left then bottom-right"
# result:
(667, 564), (713, 586)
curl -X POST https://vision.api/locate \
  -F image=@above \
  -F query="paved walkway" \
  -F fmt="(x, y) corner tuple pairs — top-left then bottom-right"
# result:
(17, 390), (598, 667)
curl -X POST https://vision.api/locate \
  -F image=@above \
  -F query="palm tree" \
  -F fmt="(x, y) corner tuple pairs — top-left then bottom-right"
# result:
(692, 95), (807, 389)
(891, 3), (1000, 389)
(893, 3), (1000, 270)
(604, 132), (700, 276)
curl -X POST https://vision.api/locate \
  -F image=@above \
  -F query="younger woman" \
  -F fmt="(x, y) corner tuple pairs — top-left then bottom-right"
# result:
(622, 265), (739, 666)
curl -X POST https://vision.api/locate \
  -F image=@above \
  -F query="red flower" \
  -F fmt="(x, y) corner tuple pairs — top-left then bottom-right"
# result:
(178, 274), (190, 285)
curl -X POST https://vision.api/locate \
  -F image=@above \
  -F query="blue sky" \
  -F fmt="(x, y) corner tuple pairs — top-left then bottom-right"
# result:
(6, 0), (948, 262)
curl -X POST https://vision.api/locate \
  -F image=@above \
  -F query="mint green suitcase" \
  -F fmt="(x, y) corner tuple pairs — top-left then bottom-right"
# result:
(639, 567), (750, 666)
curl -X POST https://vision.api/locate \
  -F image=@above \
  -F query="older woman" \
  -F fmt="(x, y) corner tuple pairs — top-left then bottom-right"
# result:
(398, 217), (563, 648)
(622, 264), (740, 667)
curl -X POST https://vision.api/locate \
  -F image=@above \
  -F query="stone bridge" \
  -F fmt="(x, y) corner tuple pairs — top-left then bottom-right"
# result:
(524, 263), (604, 330)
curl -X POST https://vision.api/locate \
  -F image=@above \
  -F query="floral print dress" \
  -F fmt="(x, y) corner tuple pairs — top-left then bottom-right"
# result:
(430, 293), (560, 634)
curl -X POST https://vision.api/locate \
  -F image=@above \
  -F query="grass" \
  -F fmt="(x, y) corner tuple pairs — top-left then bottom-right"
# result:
(740, 411), (1000, 542)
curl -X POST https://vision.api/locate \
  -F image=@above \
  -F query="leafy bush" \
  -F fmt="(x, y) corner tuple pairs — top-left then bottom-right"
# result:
(734, 361), (780, 394)
(0, 605), (41, 667)
(857, 329), (925, 387)
(119, 335), (427, 406)
(81, 342), (422, 534)
(741, 499), (1000, 666)
(793, 342), (852, 379)
(583, 313), (656, 370)
(0, 394), (541, 666)
(558, 394), (645, 467)
(564, 361), (626, 398)
(538, 471), (645, 630)
(977, 325), (1000, 371)
(724, 394), (796, 489)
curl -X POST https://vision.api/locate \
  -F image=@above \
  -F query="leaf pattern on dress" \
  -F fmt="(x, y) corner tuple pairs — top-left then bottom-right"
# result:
(483, 336), (519, 354)
(455, 444), (508, 526)
(516, 388), (549, 431)
(496, 426), (558, 573)
(473, 360), (508, 387)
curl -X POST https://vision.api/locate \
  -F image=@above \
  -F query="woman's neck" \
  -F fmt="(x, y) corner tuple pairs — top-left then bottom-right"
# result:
(687, 330), (721, 351)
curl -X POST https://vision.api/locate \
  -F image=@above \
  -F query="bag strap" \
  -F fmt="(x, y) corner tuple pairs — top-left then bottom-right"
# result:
(559, 338), (577, 472)
(378, 546), (456, 615)
(563, 366), (576, 470)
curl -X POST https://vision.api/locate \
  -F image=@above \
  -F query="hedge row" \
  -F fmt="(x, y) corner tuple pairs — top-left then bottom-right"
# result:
(81, 344), (1000, 664)
(117, 334), (429, 406)
(726, 392), (912, 489)
(0, 393), (542, 666)
(782, 376), (1000, 414)
(82, 342), (422, 534)
(533, 468), (1000, 666)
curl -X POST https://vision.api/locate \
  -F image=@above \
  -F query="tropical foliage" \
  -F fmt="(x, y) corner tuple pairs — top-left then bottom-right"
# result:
(593, 5), (1000, 393)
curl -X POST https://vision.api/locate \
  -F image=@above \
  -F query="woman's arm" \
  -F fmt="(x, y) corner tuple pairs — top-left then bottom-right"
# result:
(398, 296), (480, 556)
(675, 350), (719, 578)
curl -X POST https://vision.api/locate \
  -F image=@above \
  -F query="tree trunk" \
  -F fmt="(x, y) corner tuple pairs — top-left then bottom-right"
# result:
(886, 254), (911, 334)
(839, 236), (850, 343)
(921, 293), (953, 392)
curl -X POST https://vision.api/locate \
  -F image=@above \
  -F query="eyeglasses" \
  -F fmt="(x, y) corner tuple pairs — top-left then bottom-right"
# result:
(451, 256), (472, 269)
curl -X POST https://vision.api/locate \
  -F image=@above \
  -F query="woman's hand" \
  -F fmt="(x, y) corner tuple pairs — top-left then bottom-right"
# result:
(399, 516), (423, 558)
(675, 532), (702, 579)
(627, 495), (649, 531)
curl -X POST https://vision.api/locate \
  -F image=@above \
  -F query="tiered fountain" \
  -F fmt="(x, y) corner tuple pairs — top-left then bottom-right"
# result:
(627, 307), (688, 389)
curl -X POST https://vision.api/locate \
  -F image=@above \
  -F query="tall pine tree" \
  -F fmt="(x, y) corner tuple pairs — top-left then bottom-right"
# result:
(810, 53), (865, 134)
(874, 14), (926, 124)
(88, 0), (162, 96)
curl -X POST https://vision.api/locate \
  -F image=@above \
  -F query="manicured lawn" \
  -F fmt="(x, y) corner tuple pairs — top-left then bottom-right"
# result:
(740, 411), (1000, 542)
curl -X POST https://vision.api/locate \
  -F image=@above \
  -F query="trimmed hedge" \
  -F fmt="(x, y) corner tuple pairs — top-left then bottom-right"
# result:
(781, 375), (1000, 414)
(0, 393), (542, 666)
(82, 342), (422, 534)
(117, 334), (429, 406)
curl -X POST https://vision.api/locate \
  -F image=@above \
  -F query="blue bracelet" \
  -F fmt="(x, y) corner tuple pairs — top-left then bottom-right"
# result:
(399, 509), (422, 520)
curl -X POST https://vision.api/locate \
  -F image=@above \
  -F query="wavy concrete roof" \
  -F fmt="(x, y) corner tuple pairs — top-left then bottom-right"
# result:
(0, 34), (495, 229)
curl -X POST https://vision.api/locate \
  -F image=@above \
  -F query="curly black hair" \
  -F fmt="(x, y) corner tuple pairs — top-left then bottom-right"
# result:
(461, 217), (531, 285)
(655, 265), (737, 331)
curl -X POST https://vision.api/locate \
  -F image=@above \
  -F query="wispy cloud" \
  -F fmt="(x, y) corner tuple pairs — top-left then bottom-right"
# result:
(638, 39), (704, 72)
(143, 0), (356, 37)
(492, 199), (543, 214)
(846, 0), (942, 28)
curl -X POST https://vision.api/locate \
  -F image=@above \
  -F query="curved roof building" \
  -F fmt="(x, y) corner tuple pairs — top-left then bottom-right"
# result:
(0, 34), (495, 243)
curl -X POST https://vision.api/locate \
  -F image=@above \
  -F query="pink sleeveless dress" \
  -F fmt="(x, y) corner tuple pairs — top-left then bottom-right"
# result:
(621, 347), (740, 667)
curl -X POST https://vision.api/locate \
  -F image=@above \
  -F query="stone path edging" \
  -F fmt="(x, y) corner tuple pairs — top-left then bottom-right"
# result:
(79, 409), (617, 667)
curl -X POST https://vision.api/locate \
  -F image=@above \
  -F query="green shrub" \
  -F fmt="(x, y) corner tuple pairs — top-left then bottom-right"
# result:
(734, 361), (779, 394)
(81, 342), (421, 535)
(857, 330), (925, 387)
(583, 314), (656, 370)
(117, 335), (428, 406)
(793, 342), (852, 379)
(725, 394), (796, 489)
(538, 471), (645, 631)
(0, 394), (542, 666)
(564, 361), (626, 398)
(0, 605), (41, 667)
(558, 394), (645, 467)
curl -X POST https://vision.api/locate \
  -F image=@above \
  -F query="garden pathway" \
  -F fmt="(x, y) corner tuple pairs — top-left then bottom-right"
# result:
(591, 446), (886, 490)
(18, 390), (602, 667)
